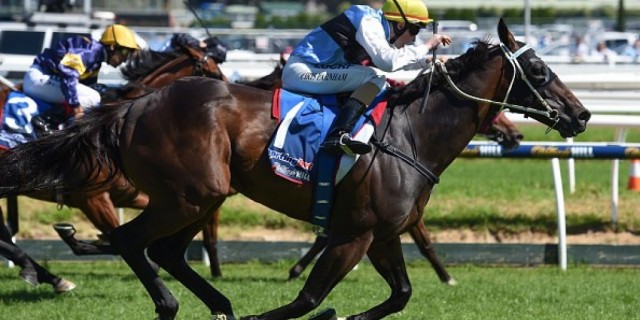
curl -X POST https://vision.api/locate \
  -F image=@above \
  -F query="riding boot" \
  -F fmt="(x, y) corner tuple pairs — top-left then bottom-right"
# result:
(321, 97), (372, 155)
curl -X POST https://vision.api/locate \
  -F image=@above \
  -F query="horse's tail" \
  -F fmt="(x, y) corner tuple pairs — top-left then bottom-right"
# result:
(0, 103), (131, 197)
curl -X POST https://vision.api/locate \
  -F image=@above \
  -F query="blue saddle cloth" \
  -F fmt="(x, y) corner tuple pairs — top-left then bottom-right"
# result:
(0, 91), (54, 149)
(268, 88), (386, 185)
(268, 88), (388, 228)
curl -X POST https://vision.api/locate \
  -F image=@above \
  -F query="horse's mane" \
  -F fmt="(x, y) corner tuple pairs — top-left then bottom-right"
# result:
(387, 38), (495, 107)
(237, 63), (283, 90)
(119, 49), (183, 82)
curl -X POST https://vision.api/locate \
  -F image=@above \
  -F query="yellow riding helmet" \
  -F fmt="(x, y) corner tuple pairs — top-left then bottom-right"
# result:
(100, 24), (140, 50)
(382, 0), (433, 26)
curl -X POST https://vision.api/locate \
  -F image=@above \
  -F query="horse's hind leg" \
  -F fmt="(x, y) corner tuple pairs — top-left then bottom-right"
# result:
(288, 233), (329, 280)
(245, 232), (372, 320)
(349, 236), (412, 320)
(147, 206), (232, 317)
(409, 220), (456, 285)
(72, 192), (120, 239)
(108, 204), (185, 320)
(0, 212), (75, 293)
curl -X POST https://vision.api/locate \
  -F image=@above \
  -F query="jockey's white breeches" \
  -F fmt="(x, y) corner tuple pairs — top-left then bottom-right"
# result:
(281, 55), (388, 95)
(23, 65), (101, 108)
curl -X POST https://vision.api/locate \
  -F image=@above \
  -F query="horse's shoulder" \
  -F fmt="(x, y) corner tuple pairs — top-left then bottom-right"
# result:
(171, 76), (230, 96)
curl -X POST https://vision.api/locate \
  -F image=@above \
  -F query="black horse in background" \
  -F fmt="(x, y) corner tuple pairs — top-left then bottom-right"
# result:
(0, 19), (588, 319)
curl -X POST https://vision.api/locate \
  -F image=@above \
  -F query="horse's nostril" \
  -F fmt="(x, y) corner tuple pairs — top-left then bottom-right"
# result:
(578, 110), (591, 122)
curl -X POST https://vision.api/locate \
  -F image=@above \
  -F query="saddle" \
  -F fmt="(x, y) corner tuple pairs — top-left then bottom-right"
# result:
(269, 88), (388, 229)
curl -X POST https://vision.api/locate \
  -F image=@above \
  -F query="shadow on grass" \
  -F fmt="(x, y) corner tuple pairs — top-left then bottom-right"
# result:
(424, 212), (619, 235)
(0, 289), (56, 303)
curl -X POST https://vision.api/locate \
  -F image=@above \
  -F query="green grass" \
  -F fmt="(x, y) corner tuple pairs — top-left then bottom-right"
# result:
(0, 260), (638, 319)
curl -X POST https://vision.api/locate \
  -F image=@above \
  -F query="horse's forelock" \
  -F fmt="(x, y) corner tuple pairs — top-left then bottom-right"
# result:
(120, 49), (182, 81)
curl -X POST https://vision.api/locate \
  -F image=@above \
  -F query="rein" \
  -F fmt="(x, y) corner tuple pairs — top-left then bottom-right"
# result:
(371, 137), (440, 185)
(436, 43), (560, 126)
(372, 41), (561, 186)
(129, 52), (213, 98)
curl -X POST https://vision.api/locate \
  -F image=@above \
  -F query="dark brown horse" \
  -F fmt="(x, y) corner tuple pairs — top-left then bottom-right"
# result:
(236, 55), (523, 284)
(0, 19), (589, 319)
(0, 41), (226, 292)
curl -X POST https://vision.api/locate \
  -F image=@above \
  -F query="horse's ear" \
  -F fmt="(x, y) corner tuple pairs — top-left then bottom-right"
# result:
(497, 18), (518, 51)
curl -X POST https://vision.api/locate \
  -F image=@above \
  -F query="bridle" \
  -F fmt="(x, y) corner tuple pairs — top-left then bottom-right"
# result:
(123, 49), (224, 99)
(372, 41), (562, 186)
(436, 42), (560, 127)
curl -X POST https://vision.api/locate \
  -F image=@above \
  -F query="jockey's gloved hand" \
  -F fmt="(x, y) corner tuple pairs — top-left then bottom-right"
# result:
(31, 115), (52, 138)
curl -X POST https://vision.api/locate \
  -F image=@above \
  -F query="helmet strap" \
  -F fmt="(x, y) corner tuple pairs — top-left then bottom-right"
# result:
(389, 21), (407, 45)
(388, 0), (410, 44)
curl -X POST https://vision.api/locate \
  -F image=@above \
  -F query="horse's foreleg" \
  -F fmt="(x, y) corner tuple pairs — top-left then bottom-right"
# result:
(349, 236), (411, 320)
(244, 232), (372, 320)
(409, 220), (456, 285)
(148, 208), (233, 318)
(202, 209), (222, 277)
(288, 233), (329, 280)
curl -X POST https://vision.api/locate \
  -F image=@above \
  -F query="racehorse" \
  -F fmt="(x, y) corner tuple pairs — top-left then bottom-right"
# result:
(0, 38), (226, 292)
(0, 19), (589, 319)
(236, 51), (524, 284)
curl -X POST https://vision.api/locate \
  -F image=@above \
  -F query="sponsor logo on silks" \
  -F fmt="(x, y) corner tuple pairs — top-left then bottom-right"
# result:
(299, 72), (348, 81)
(311, 63), (351, 69)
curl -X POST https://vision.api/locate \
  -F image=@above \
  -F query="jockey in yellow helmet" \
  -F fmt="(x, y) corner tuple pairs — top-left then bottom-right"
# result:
(23, 24), (139, 120)
(282, 0), (451, 155)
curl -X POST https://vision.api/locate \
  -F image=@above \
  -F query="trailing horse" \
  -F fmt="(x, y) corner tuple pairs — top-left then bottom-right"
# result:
(0, 39), (225, 292)
(0, 19), (588, 319)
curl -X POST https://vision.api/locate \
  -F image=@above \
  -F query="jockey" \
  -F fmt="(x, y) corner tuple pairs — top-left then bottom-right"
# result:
(23, 24), (140, 119)
(282, 0), (451, 155)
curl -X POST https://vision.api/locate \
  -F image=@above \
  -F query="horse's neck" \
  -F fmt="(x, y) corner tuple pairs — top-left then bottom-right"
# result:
(139, 54), (192, 86)
(385, 59), (506, 177)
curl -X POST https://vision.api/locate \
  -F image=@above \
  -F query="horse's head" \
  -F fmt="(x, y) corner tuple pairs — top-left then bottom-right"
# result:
(107, 47), (228, 102)
(497, 18), (590, 137)
(182, 46), (228, 82)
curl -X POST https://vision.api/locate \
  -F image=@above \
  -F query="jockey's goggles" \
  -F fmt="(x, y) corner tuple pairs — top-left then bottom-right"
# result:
(408, 23), (424, 36)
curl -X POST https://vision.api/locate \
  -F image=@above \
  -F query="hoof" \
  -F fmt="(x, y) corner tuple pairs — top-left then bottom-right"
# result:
(53, 223), (76, 239)
(288, 265), (303, 280)
(446, 278), (458, 286)
(212, 313), (235, 320)
(19, 269), (40, 287)
(308, 308), (337, 320)
(53, 278), (76, 293)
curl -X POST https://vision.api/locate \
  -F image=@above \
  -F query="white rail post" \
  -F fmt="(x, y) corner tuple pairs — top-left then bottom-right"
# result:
(551, 158), (567, 271)
(611, 128), (628, 227)
(566, 137), (576, 193)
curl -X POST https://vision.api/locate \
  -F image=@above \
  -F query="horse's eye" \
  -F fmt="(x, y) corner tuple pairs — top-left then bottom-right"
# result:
(525, 58), (549, 85)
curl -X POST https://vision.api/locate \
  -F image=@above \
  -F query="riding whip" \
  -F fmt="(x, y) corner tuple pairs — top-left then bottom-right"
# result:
(419, 22), (438, 114)
(183, 1), (213, 39)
